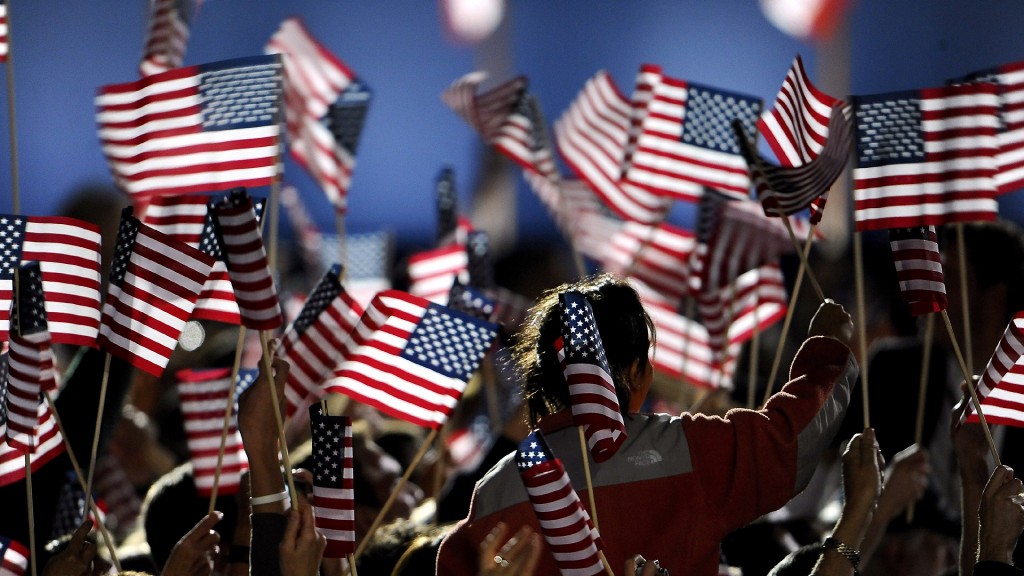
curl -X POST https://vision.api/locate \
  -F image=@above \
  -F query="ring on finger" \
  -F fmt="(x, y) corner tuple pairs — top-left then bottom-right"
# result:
(494, 555), (510, 568)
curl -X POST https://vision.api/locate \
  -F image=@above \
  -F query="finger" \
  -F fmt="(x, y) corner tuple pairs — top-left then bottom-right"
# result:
(984, 466), (1015, 499)
(480, 522), (508, 557)
(69, 519), (93, 552)
(860, 428), (877, 467)
(299, 505), (319, 540)
(626, 555), (645, 575)
(283, 508), (301, 547)
(502, 527), (536, 561)
(80, 540), (97, 564)
(520, 534), (542, 574)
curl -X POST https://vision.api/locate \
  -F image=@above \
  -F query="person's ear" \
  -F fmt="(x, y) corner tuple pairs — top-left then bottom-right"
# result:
(626, 359), (642, 390)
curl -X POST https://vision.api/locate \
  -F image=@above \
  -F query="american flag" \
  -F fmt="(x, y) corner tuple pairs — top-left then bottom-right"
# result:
(92, 454), (142, 538)
(279, 185), (327, 277)
(966, 313), (1024, 425)
(442, 72), (527, 143)
(210, 189), (282, 330)
(852, 83), (1002, 231)
(0, 1), (9, 64)
(277, 265), (363, 415)
(50, 470), (106, 541)
(758, 55), (843, 167)
(600, 219), (695, 307)
(555, 70), (674, 223)
(407, 244), (468, 304)
(325, 290), (497, 429)
(435, 166), (467, 246)
(960, 60), (1024, 194)
(698, 265), (788, 372)
(142, 193), (265, 325)
(888, 226), (947, 316)
(493, 92), (561, 182)
(447, 280), (495, 322)
(325, 231), (393, 309)
(530, 178), (614, 261)
(309, 406), (355, 558)
(267, 18), (368, 214)
(630, 278), (739, 389)
(176, 367), (257, 496)
(0, 349), (63, 488)
(556, 292), (626, 462)
(0, 536), (28, 576)
(5, 263), (57, 454)
(139, 0), (193, 77)
(96, 55), (283, 199)
(622, 64), (663, 177)
(740, 106), (853, 220)
(0, 215), (103, 347)
(465, 231), (494, 290)
(689, 190), (800, 295)
(99, 208), (215, 377)
(623, 71), (762, 198)
(515, 430), (605, 576)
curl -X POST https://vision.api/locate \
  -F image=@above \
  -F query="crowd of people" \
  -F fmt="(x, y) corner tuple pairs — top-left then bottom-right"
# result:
(8, 188), (1024, 576)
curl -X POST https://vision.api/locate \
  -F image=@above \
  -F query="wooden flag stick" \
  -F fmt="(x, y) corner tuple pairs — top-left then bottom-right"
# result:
(941, 310), (1000, 465)
(42, 392), (121, 571)
(347, 553), (359, 576)
(907, 312), (936, 524)
(5, 1), (18, 214)
(208, 325), (248, 514)
(853, 232), (871, 429)
(597, 549), (616, 576)
(955, 223), (975, 377)
(577, 426), (600, 532)
(354, 428), (439, 561)
(746, 321), (760, 409)
(258, 331), (298, 507)
(762, 229), (815, 406)
(772, 208), (825, 302)
(25, 454), (36, 576)
(82, 353), (113, 520)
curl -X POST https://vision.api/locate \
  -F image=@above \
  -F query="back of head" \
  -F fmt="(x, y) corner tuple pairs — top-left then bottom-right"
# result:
(512, 273), (653, 425)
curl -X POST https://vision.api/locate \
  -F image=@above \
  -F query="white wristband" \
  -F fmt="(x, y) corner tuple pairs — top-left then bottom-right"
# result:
(250, 490), (289, 506)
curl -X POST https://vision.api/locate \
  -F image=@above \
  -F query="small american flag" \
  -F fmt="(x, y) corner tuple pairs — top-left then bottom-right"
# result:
(309, 406), (355, 558)
(267, 17), (368, 214)
(960, 60), (1024, 194)
(139, 0), (194, 77)
(601, 220), (695, 308)
(442, 72), (527, 143)
(5, 263), (57, 454)
(515, 430), (605, 576)
(888, 226), (947, 316)
(0, 215), (103, 347)
(0, 536), (27, 576)
(99, 208), (215, 377)
(554, 70), (674, 223)
(446, 280), (495, 322)
(698, 265), (788, 373)
(435, 166), (462, 246)
(493, 92), (561, 182)
(853, 83), (1001, 231)
(966, 313), (1024, 425)
(0, 351), (63, 488)
(739, 106), (853, 220)
(0, 1), (9, 64)
(758, 55), (843, 167)
(210, 189), (282, 330)
(50, 470), (105, 541)
(556, 292), (626, 462)
(465, 231), (494, 290)
(96, 55), (283, 199)
(277, 265), (363, 415)
(176, 367), (257, 496)
(407, 244), (468, 305)
(623, 71), (763, 198)
(326, 290), (497, 429)
(630, 278), (740, 389)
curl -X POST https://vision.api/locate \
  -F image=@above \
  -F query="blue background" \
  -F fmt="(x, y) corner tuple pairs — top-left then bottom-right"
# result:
(3, 1), (1023, 249)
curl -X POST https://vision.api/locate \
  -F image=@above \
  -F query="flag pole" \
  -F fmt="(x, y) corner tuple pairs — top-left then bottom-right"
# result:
(353, 427), (439, 561)
(746, 310), (760, 409)
(208, 325), (248, 514)
(853, 231), (870, 429)
(82, 353), (113, 520)
(597, 549), (616, 576)
(258, 330), (298, 506)
(907, 311), (936, 523)
(762, 230), (814, 406)
(43, 392), (121, 571)
(772, 207), (825, 302)
(941, 310), (1000, 464)
(577, 426), (601, 531)
(5, 0), (18, 214)
(955, 223), (975, 377)
(25, 453), (35, 576)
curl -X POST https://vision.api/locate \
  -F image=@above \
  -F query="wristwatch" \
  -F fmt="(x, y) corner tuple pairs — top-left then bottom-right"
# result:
(823, 536), (860, 575)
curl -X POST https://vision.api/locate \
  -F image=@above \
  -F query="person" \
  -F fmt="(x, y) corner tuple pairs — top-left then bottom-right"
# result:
(436, 273), (858, 575)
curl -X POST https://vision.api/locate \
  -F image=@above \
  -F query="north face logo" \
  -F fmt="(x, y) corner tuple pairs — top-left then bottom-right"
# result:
(627, 449), (663, 466)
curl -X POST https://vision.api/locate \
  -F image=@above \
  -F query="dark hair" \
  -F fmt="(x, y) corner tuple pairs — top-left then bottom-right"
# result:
(942, 220), (1024, 321)
(512, 273), (654, 426)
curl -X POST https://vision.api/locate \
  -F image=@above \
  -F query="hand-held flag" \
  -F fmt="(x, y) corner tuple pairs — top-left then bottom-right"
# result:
(966, 313), (1024, 425)
(309, 406), (355, 558)
(556, 292), (626, 462)
(888, 226), (948, 316)
(515, 430), (605, 576)
(139, 0), (194, 77)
